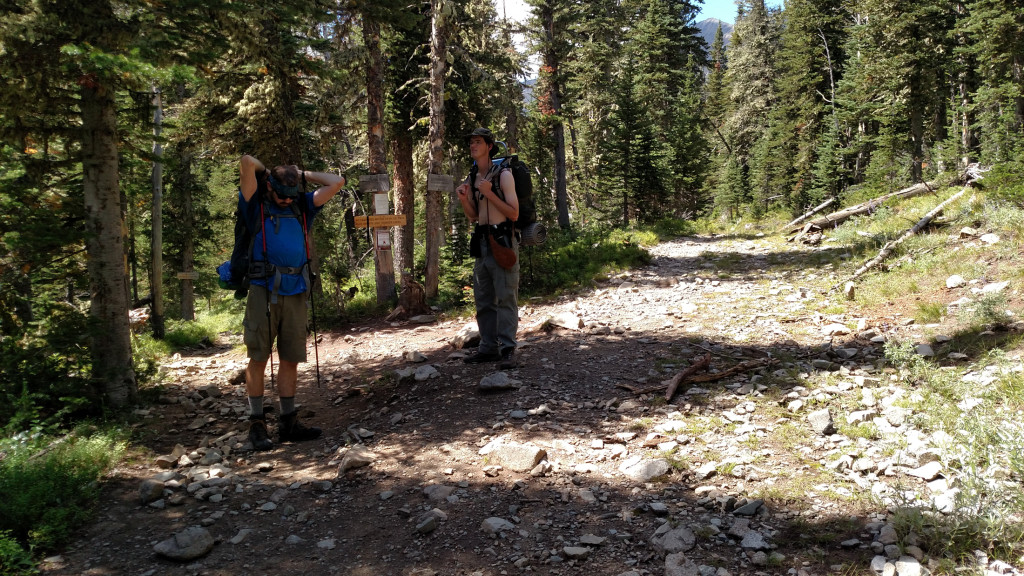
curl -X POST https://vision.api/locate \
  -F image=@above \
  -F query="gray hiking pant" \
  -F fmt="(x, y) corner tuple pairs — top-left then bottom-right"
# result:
(473, 235), (519, 354)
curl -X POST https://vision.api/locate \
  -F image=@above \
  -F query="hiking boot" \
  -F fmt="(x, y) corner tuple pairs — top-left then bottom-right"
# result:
(279, 411), (321, 443)
(498, 347), (517, 370)
(248, 416), (274, 451)
(464, 350), (501, 364)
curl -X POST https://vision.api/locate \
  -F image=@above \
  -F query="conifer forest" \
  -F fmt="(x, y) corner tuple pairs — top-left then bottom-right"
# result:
(1, 0), (1023, 414)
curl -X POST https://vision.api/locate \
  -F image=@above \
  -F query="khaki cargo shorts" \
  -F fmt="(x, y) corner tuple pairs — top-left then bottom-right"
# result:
(243, 286), (308, 363)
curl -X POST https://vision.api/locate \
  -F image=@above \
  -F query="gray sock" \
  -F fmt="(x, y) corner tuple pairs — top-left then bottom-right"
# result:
(249, 396), (264, 418)
(280, 396), (295, 416)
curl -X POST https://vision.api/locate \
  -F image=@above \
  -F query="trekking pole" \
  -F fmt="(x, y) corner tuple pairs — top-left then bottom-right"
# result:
(310, 284), (322, 389)
(266, 294), (275, 391)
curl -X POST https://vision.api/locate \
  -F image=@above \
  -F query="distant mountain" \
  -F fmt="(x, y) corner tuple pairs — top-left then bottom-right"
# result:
(696, 18), (733, 50)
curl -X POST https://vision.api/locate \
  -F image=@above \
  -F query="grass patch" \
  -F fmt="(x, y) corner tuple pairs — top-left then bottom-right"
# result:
(915, 301), (946, 324)
(0, 429), (125, 569)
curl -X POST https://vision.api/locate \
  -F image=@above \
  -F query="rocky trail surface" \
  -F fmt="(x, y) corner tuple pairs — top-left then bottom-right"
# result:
(38, 234), (1023, 576)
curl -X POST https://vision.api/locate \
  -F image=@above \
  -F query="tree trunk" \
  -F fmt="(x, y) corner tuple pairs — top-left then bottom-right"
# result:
(81, 84), (137, 407)
(364, 17), (396, 304)
(179, 151), (196, 321)
(425, 0), (448, 299)
(392, 128), (415, 277)
(150, 86), (165, 336)
(541, 4), (570, 229)
(910, 104), (923, 181)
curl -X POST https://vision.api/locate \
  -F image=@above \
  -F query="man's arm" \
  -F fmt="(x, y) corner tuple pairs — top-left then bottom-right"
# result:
(240, 155), (266, 201)
(456, 180), (479, 220)
(305, 170), (346, 207)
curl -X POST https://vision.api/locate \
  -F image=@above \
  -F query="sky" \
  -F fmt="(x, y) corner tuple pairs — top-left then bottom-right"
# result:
(493, 0), (783, 25)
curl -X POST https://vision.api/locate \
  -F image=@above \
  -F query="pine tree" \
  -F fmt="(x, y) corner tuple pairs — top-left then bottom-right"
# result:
(961, 0), (1024, 163)
(837, 0), (958, 189)
(754, 0), (845, 212)
(721, 0), (778, 209)
(0, 0), (225, 407)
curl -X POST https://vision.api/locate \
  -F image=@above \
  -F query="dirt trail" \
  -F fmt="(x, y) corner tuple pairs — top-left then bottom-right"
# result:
(41, 235), (920, 576)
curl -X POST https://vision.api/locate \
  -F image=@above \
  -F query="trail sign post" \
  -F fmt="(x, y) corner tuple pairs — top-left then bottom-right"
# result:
(358, 175), (406, 304)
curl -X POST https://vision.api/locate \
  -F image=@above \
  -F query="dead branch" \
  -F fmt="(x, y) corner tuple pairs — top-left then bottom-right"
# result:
(841, 185), (971, 286)
(665, 353), (711, 401)
(618, 357), (776, 396)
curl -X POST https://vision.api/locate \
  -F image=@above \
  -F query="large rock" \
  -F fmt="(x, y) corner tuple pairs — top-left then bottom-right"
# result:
(451, 323), (480, 349)
(338, 446), (377, 473)
(650, 524), (696, 555)
(807, 408), (836, 435)
(139, 479), (165, 504)
(619, 457), (672, 482)
(546, 312), (583, 330)
(153, 526), (214, 561)
(486, 443), (546, 472)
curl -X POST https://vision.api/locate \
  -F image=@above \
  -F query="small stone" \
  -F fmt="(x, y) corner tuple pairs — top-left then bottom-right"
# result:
(478, 371), (522, 392)
(807, 408), (836, 435)
(844, 282), (856, 301)
(877, 524), (899, 545)
(908, 461), (943, 481)
(563, 546), (590, 559)
(619, 457), (671, 482)
(733, 499), (763, 516)
(229, 529), (253, 545)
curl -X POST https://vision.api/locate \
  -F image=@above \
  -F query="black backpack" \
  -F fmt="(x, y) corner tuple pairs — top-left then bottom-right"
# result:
(471, 145), (547, 246)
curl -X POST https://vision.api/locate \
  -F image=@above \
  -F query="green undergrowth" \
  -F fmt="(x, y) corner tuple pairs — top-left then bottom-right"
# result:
(0, 429), (126, 574)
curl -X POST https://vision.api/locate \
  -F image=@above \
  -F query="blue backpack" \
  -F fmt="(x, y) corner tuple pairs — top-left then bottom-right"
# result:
(217, 180), (313, 300)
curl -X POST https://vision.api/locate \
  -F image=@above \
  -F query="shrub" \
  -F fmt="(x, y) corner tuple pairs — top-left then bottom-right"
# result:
(0, 430), (124, 565)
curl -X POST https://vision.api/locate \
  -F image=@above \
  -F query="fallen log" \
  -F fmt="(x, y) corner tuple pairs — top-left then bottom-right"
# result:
(788, 178), (952, 239)
(664, 353), (711, 401)
(778, 197), (835, 233)
(841, 185), (971, 285)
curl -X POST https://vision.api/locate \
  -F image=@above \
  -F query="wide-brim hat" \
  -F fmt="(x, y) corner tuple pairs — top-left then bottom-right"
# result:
(466, 127), (495, 145)
(466, 127), (498, 157)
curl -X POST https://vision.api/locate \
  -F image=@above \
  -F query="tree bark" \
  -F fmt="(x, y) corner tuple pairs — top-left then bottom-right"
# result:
(364, 16), (396, 304)
(540, 3), (570, 229)
(392, 128), (415, 277)
(424, 0), (448, 299)
(179, 151), (196, 321)
(81, 84), (137, 407)
(150, 86), (165, 335)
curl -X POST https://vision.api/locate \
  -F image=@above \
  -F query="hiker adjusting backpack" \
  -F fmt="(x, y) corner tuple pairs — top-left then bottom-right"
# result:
(468, 141), (547, 246)
(216, 170), (315, 301)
